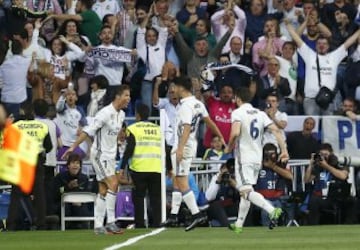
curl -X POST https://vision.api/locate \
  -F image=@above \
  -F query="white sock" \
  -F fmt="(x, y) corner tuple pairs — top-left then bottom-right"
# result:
(182, 190), (199, 215)
(235, 197), (251, 228)
(105, 190), (117, 224)
(170, 190), (182, 215)
(94, 194), (106, 228)
(247, 191), (275, 215)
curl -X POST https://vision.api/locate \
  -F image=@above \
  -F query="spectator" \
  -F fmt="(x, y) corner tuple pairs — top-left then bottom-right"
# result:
(202, 135), (224, 171)
(120, 104), (162, 228)
(57, 19), (91, 50)
(202, 84), (236, 148)
(5, 0), (48, 38)
(285, 20), (360, 115)
(263, 93), (288, 150)
(26, 0), (63, 42)
(52, 153), (91, 228)
(24, 20), (46, 49)
(205, 158), (240, 227)
(275, 41), (298, 115)
(334, 97), (359, 121)
(255, 143), (293, 226)
(27, 55), (69, 108)
(252, 18), (285, 77)
(87, 74), (108, 117)
(153, 78), (179, 171)
(111, 0), (137, 46)
(0, 40), (31, 120)
(92, 0), (120, 21)
(124, 5), (148, 49)
(176, 0), (207, 29)
(84, 25), (135, 103)
(179, 18), (216, 49)
(321, 0), (357, 30)
(245, 0), (269, 43)
(260, 57), (291, 111)
(171, 19), (232, 79)
(47, 0), (102, 46)
(43, 35), (85, 80)
(277, 0), (303, 40)
(210, 0), (246, 53)
(136, 6), (168, 112)
(304, 143), (357, 225)
(296, 10), (331, 103)
(55, 88), (88, 160)
(287, 117), (320, 160)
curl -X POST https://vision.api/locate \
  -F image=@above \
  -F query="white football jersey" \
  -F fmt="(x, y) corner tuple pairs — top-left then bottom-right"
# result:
(231, 103), (273, 165)
(83, 103), (125, 160)
(174, 96), (208, 158)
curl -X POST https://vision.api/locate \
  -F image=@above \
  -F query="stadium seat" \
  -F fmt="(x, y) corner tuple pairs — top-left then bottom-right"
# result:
(116, 197), (148, 228)
(61, 192), (96, 231)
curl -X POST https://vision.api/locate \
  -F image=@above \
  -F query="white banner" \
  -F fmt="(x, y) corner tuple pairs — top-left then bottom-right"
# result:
(87, 47), (132, 63)
(322, 116), (360, 155)
(285, 115), (320, 133)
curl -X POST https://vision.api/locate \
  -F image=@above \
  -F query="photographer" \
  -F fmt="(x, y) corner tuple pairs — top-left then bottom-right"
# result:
(205, 159), (240, 227)
(305, 143), (357, 225)
(255, 143), (293, 226)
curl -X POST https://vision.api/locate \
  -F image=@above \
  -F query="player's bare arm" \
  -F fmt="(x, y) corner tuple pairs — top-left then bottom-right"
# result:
(268, 123), (289, 162)
(225, 121), (241, 153)
(176, 124), (191, 164)
(61, 131), (89, 159)
(203, 116), (226, 146)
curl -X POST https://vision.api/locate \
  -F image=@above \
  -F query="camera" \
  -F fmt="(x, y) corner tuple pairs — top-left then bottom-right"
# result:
(265, 103), (272, 109)
(263, 143), (278, 162)
(313, 152), (323, 163)
(220, 159), (235, 185)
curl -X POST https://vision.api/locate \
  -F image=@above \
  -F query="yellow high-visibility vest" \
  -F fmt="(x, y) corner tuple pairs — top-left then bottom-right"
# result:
(14, 120), (49, 153)
(127, 121), (162, 173)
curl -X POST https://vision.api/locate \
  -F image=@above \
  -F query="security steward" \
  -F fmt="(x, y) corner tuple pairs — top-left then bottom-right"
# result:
(7, 101), (52, 230)
(120, 103), (162, 228)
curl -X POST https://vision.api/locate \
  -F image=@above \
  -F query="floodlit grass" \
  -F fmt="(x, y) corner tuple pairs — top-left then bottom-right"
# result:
(1, 225), (360, 250)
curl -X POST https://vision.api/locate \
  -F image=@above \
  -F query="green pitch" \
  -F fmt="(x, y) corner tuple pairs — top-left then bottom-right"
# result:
(1, 225), (360, 250)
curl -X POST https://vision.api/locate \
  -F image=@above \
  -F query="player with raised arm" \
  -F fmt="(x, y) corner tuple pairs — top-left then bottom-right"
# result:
(62, 85), (130, 234)
(162, 75), (226, 231)
(225, 87), (289, 233)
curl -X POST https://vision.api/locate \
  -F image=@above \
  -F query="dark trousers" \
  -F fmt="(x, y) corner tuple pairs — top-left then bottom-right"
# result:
(7, 157), (46, 230)
(130, 171), (161, 228)
(207, 200), (239, 227)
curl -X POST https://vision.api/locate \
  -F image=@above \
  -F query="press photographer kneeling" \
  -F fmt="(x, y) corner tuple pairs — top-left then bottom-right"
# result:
(254, 143), (293, 226)
(205, 159), (240, 227)
(304, 143), (357, 225)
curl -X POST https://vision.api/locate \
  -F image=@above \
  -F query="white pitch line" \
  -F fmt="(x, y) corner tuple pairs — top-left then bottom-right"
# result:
(104, 227), (166, 250)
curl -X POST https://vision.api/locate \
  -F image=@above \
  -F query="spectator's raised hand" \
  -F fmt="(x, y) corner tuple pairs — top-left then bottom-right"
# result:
(188, 14), (199, 25)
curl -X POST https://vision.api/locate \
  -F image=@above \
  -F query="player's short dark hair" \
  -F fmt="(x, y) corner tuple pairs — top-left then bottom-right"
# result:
(90, 75), (109, 89)
(114, 85), (130, 99)
(20, 101), (34, 120)
(33, 99), (49, 117)
(79, 0), (93, 10)
(66, 153), (82, 167)
(174, 75), (192, 92)
(11, 40), (23, 55)
(266, 92), (279, 101)
(234, 87), (252, 103)
(135, 103), (150, 120)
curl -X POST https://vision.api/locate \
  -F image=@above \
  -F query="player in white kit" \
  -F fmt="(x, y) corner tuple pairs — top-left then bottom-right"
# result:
(62, 85), (130, 234)
(225, 87), (289, 233)
(162, 76), (225, 231)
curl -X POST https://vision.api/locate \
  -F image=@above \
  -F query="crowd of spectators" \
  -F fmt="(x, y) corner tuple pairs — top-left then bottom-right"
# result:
(1, 0), (360, 229)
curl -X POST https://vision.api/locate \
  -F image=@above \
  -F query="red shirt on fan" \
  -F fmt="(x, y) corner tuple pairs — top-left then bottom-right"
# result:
(203, 96), (236, 148)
